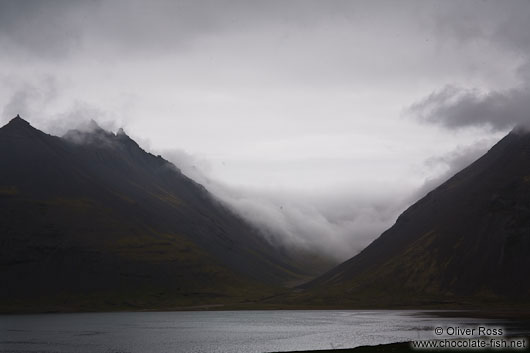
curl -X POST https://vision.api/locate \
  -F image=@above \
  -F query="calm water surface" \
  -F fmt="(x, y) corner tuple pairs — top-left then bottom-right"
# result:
(0, 310), (518, 353)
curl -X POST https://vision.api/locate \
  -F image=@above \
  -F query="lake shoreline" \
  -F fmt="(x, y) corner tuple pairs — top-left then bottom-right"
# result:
(270, 336), (530, 353)
(269, 341), (411, 353)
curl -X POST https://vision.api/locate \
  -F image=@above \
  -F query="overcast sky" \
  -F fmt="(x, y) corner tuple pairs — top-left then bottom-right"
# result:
(1, 0), (528, 260)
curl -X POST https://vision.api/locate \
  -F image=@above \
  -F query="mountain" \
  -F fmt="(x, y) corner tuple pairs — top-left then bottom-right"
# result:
(0, 116), (319, 312)
(302, 128), (530, 308)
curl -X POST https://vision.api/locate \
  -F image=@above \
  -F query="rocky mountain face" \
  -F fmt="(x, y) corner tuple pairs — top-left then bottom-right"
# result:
(0, 116), (316, 312)
(304, 128), (530, 307)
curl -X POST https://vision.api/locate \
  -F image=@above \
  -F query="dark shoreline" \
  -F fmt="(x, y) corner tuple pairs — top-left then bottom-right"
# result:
(270, 338), (530, 353)
(268, 341), (411, 353)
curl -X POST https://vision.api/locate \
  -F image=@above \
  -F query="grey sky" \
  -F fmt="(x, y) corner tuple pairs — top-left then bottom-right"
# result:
(0, 0), (527, 260)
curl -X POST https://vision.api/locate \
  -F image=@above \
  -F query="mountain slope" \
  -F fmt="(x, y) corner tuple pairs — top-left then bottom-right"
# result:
(303, 128), (530, 307)
(0, 116), (313, 312)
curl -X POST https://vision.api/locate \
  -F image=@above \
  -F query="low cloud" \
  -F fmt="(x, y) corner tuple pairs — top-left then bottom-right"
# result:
(194, 140), (499, 262)
(164, 140), (509, 262)
(1, 77), (58, 122)
(0, 77), (125, 136)
(162, 149), (410, 261)
(409, 85), (530, 131)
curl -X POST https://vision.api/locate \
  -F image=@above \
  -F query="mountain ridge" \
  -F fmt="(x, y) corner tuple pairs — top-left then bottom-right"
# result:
(0, 116), (324, 312)
(299, 127), (530, 307)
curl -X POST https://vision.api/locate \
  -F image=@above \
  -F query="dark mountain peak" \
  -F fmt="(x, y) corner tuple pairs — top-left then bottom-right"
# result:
(5, 115), (31, 128)
(9, 114), (28, 124)
(115, 127), (140, 149)
(0, 115), (42, 138)
(63, 121), (117, 147)
(116, 127), (133, 142)
(63, 123), (152, 170)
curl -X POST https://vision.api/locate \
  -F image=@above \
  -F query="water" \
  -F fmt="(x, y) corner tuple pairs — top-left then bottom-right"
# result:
(0, 310), (518, 353)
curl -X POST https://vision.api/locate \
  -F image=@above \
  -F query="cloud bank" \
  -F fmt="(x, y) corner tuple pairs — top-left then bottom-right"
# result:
(410, 85), (530, 131)
(162, 149), (409, 261)
(408, 0), (530, 131)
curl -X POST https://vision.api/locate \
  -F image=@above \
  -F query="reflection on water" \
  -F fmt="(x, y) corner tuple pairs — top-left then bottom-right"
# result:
(0, 310), (521, 353)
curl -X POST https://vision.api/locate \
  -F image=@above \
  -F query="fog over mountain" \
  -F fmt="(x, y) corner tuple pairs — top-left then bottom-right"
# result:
(1, 0), (528, 260)
(160, 149), (412, 260)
